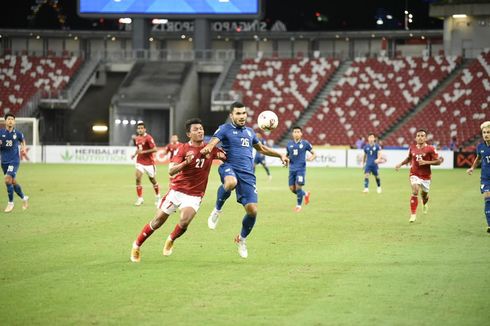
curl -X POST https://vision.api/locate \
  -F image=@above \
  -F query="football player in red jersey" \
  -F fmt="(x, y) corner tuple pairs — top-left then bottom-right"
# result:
(130, 118), (226, 262)
(163, 134), (181, 161)
(131, 122), (160, 206)
(395, 129), (444, 223)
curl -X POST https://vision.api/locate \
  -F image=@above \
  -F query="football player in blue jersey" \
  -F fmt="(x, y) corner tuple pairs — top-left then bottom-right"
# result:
(467, 121), (490, 233)
(0, 113), (29, 213)
(200, 102), (289, 258)
(253, 133), (272, 181)
(362, 133), (383, 194)
(286, 126), (316, 212)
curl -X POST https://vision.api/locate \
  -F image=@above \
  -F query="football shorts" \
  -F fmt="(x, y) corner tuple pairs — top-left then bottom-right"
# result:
(410, 175), (431, 193)
(158, 189), (202, 214)
(219, 163), (258, 205)
(364, 164), (379, 176)
(1, 162), (19, 178)
(289, 170), (306, 186)
(136, 163), (156, 178)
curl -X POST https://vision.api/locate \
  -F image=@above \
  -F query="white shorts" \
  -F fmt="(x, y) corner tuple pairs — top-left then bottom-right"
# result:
(410, 175), (431, 193)
(158, 189), (202, 215)
(136, 163), (156, 178)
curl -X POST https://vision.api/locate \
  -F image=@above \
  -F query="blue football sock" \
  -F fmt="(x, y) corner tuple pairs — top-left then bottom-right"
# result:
(364, 178), (369, 188)
(6, 184), (14, 202)
(297, 189), (305, 206)
(240, 214), (256, 238)
(375, 177), (381, 187)
(13, 184), (25, 199)
(216, 185), (231, 210)
(485, 198), (490, 226)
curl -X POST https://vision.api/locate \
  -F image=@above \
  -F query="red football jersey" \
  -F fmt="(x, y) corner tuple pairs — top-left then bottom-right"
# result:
(134, 133), (156, 165)
(408, 144), (439, 180)
(165, 142), (181, 160)
(170, 142), (222, 197)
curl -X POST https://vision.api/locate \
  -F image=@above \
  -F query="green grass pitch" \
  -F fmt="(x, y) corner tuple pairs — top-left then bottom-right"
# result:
(0, 164), (488, 325)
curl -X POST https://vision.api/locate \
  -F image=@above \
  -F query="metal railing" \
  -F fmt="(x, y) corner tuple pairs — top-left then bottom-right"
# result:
(87, 49), (236, 62)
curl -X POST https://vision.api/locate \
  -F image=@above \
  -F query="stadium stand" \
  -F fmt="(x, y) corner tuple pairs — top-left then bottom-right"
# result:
(232, 57), (340, 142)
(301, 56), (461, 145)
(0, 55), (83, 116)
(384, 51), (490, 148)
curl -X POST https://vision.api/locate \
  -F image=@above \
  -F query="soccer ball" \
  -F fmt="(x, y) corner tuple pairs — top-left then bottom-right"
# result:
(257, 110), (279, 131)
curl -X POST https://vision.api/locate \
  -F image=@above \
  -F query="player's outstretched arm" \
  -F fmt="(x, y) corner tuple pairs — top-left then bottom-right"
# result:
(200, 137), (220, 155)
(254, 143), (289, 167)
(395, 157), (410, 171)
(467, 156), (481, 175)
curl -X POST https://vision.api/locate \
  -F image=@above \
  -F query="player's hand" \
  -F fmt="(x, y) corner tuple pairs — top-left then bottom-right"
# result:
(280, 154), (289, 167)
(467, 167), (474, 175)
(216, 152), (227, 161)
(395, 163), (401, 171)
(200, 145), (212, 155)
(184, 151), (195, 164)
(418, 159), (429, 166)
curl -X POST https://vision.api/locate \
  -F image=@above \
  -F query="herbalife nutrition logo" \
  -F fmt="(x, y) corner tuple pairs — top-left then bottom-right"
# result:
(58, 147), (129, 163)
(61, 149), (74, 161)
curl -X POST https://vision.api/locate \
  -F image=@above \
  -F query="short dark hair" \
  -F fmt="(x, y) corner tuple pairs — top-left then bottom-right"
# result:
(229, 101), (245, 113)
(4, 113), (15, 120)
(292, 126), (302, 131)
(137, 121), (145, 127)
(368, 133), (376, 137)
(417, 128), (428, 135)
(185, 118), (203, 132)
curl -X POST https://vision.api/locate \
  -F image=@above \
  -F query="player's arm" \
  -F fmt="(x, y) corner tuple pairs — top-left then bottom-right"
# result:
(395, 155), (411, 171)
(467, 155), (481, 175)
(374, 150), (383, 164)
(418, 151), (444, 166)
(200, 137), (220, 155)
(253, 142), (289, 167)
(20, 140), (27, 155)
(168, 151), (195, 176)
(362, 152), (367, 167)
(307, 149), (316, 162)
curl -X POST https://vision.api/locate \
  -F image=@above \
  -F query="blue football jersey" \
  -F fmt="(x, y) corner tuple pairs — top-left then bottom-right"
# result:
(477, 142), (490, 181)
(213, 123), (259, 172)
(286, 139), (313, 172)
(363, 143), (381, 165)
(0, 128), (24, 164)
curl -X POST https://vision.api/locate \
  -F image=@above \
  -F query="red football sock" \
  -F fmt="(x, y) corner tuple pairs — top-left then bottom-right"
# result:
(136, 185), (143, 197)
(170, 224), (187, 241)
(422, 196), (429, 205)
(153, 183), (160, 195)
(410, 195), (418, 214)
(135, 223), (154, 247)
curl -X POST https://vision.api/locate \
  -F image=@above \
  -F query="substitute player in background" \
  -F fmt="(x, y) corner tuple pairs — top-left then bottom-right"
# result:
(466, 121), (490, 234)
(287, 126), (316, 212)
(395, 129), (443, 223)
(0, 113), (29, 212)
(130, 118), (226, 262)
(163, 134), (181, 161)
(254, 133), (272, 181)
(362, 133), (383, 194)
(131, 121), (160, 206)
(202, 102), (289, 258)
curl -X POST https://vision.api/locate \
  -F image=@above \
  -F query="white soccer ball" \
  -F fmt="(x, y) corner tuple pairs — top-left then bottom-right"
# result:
(257, 110), (279, 131)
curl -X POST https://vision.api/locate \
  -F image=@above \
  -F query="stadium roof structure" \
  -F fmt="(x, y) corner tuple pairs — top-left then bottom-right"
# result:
(430, 0), (490, 16)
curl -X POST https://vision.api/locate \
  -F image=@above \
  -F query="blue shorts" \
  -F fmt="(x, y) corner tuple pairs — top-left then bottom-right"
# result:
(1, 162), (19, 178)
(480, 180), (490, 194)
(254, 155), (266, 165)
(289, 169), (306, 187)
(219, 163), (257, 206)
(364, 164), (379, 176)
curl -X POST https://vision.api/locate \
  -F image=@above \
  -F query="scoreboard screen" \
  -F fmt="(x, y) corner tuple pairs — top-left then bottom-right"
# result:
(78, 0), (261, 18)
